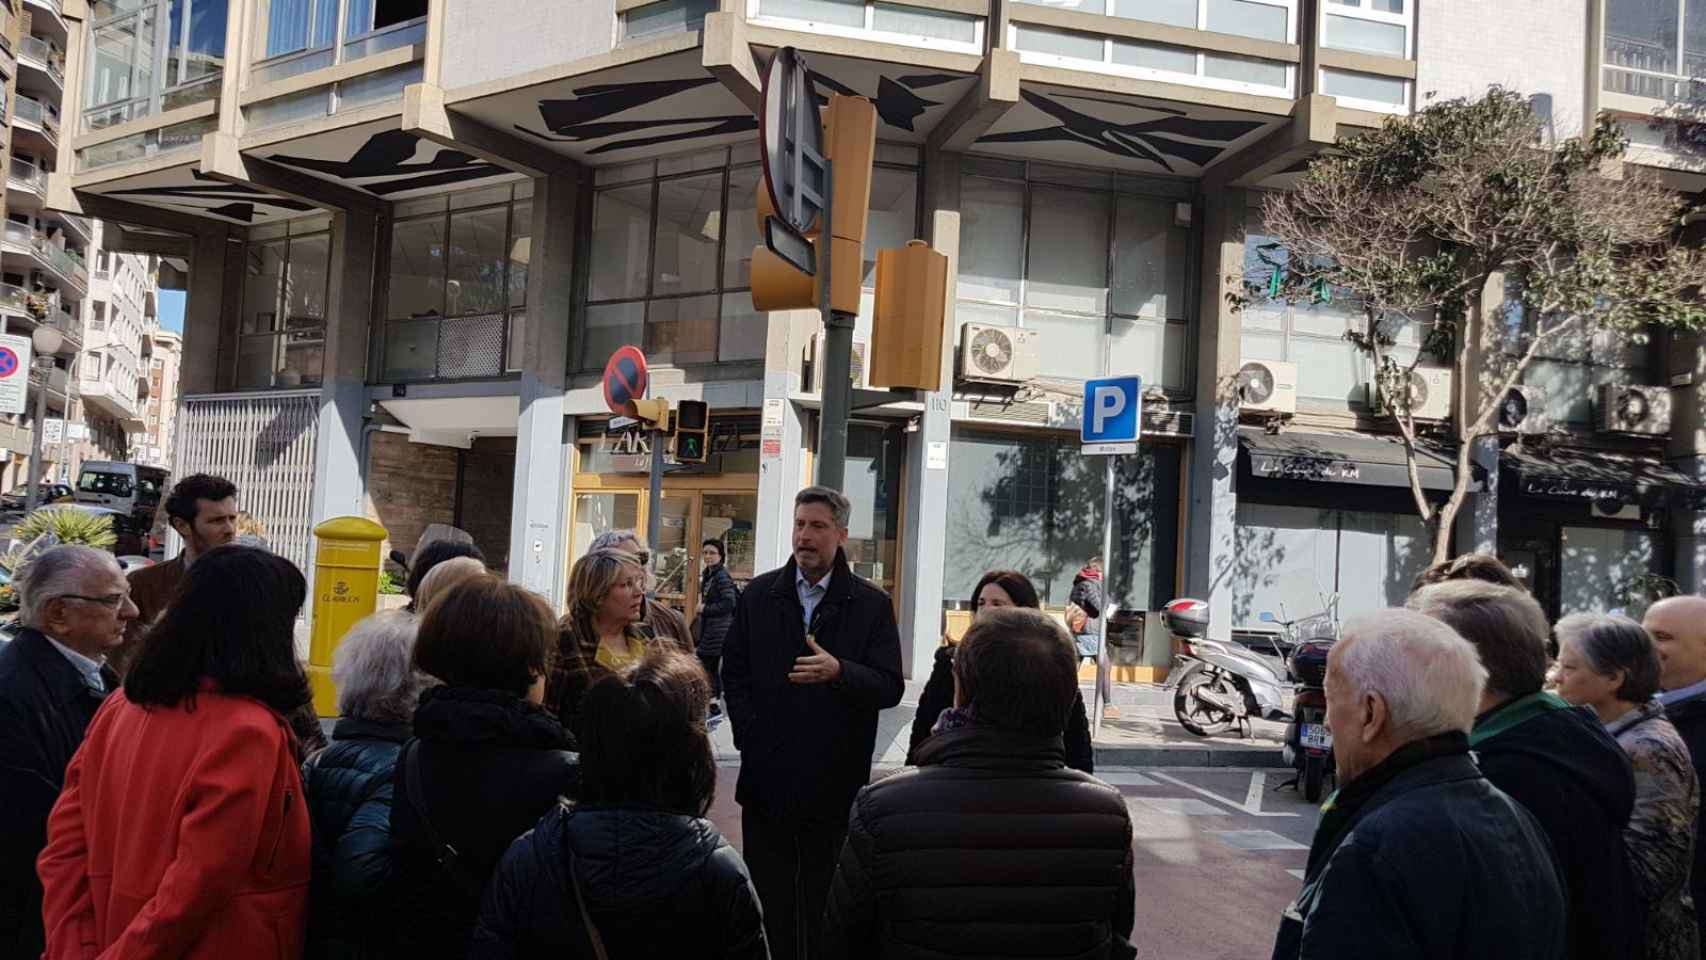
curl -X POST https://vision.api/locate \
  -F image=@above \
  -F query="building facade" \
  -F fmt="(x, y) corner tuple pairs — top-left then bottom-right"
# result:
(44, 0), (1706, 675)
(76, 221), (152, 462)
(140, 325), (180, 466)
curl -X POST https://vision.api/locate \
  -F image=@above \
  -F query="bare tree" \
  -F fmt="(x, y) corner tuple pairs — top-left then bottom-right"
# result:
(1251, 87), (1706, 564)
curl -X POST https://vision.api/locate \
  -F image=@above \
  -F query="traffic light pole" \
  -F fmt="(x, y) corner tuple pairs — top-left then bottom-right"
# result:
(815, 156), (853, 491)
(646, 426), (664, 558)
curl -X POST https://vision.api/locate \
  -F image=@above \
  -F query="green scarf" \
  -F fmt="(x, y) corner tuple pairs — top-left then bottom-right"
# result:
(1468, 691), (1572, 747)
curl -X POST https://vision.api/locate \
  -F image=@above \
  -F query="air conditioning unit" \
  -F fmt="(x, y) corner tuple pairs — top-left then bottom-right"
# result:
(1237, 359), (1297, 416)
(1376, 365), (1453, 421)
(1592, 499), (1642, 521)
(1498, 384), (1551, 436)
(958, 323), (1040, 384)
(806, 335), (868, 392)
(1597, 384), (1672, 436)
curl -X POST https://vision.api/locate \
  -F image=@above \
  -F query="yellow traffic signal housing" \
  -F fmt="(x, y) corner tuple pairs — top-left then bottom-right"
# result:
(631, 397), (669, 426)
(674, 399), (710, 464)
(870, 240), (949, 391)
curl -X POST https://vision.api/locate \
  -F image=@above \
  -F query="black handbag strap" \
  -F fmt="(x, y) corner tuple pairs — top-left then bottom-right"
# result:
(565, 832), (610, 960)
(400, 738), (483, 901)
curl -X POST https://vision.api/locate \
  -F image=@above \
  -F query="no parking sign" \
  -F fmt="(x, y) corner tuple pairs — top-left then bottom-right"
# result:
(0, 334), (33, 416)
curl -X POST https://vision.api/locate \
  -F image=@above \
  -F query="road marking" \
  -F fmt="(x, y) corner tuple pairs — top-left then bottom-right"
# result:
(1099, 771), (1160, 786)
(1134, 797), (1228, 816)
(1150, 771), (1298, 818)
(1287, 869), (1306, 880)
(1208, 830), (1308, 851)
(1244, 772), (1266, 812)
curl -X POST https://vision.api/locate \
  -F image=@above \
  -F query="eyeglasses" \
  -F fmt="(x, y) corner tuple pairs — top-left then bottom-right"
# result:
(56, 593), (130, 610)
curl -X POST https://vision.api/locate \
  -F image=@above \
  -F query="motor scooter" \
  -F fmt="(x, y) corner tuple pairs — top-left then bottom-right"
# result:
(1161, 598), (1290, 738)
(1284, 638), (1336, 802)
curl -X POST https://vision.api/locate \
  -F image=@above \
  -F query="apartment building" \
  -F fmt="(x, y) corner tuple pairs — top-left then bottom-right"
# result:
(140, 325), (180, 467)
(74, 224), (154, 465)
(42, 0), (1706, 671)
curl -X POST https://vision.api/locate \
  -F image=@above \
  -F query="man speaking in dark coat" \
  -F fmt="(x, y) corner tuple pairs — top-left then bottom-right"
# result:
(0, 545), (136, 956)
(722, 485), (904, 960)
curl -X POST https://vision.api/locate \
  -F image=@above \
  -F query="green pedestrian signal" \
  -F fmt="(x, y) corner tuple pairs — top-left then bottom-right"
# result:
(674, 400), (710, 464)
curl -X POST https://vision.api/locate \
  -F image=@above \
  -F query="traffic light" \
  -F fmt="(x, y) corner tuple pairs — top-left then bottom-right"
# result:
(674, 400), (710, 464)
(631, 397), (669, 427)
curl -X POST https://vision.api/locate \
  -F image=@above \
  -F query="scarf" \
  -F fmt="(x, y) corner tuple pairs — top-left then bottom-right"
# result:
(1469, 691), (1572, 747)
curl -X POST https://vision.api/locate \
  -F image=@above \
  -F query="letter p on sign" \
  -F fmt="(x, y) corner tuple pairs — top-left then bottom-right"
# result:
(1081, 376), (1140, 455)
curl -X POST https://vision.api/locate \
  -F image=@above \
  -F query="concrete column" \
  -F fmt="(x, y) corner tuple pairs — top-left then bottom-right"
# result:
(894, 149), (961, 678)
(509, 170), (578, 604)
(179, 226), (232, 396)
(1454, 437), (1500, 555)
(754, 311), (810, 574)
(1184, 187), (1245, 640)
(1668, 329), (1706, 593)
(310, 209), (379, 525)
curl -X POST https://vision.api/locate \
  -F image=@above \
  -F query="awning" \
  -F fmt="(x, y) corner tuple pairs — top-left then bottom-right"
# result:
(1239, 427), (1475, 492)
(1503, 447), (1706, 508)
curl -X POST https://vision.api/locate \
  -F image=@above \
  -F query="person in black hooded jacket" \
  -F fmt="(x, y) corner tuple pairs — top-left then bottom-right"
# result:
(471, 648), (766, 959)
(387, 576), (579, 960)
(908, 570), (1093, 772)
(1411, 580), (1640, 960)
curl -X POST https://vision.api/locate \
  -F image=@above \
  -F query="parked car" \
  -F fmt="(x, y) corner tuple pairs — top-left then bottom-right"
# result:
(0, 483), (73, 514)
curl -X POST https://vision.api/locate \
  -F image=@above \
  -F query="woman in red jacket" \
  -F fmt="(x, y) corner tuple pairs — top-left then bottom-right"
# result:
(38, 545), (315, 960)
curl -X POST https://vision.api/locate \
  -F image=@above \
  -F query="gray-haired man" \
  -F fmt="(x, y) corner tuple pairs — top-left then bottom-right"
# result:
(587, 528), (691, 648)
(722, 486), (904, 960)
(0, 546), (137, 955)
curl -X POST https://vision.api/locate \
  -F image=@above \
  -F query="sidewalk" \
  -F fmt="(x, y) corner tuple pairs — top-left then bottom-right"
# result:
(709, 679), (1290, 769)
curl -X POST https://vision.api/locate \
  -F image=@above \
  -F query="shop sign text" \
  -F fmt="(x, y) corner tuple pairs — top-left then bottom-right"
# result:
(1254, 455), (1360, 483)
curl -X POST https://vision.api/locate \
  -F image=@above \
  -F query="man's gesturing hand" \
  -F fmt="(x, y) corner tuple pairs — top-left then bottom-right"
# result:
(789, 637), (843, 685)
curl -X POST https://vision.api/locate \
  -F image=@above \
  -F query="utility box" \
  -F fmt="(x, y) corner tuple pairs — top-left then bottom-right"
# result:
(870, 240), (948, 390)
(308, 516), (388, 717)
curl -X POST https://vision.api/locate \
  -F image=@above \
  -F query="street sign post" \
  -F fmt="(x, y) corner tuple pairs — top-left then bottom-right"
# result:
(1081, 376), (1142, 735)
(764, 217), (816, 277)
(602, 345), (667, 562)
(759, 46), (825, 236)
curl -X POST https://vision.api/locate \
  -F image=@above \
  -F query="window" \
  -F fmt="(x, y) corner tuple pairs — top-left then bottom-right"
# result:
(752, 0), (981, 49)
(1502, 289), (1655, 427)
(956, 162), (1193, 387)
(621, 0), (717, 42)
(381, 183), (530, 381)
(1604, 0), (1706, 101)
(238, 226), (329, 389)
(1560, 525), (1662, 617)
(85, 0), (225, 131)
(1008, 0), (1294, 94)
(251, 0), (426, 85)
(1232, 502), (1429, 627)
(943, 427), (1180, 610)
(580, 147), (918, 371)
(1239, 203), (1431, 407)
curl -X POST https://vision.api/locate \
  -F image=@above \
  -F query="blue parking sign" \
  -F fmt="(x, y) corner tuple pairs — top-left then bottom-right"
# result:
(1082, 376), (1141, 455)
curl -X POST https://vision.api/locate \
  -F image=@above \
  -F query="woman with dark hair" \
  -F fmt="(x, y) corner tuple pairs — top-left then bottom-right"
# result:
(471, 649), (766, 959)
(38, 546), (314, 960)
(695, 538), (739, 714)
(906, 570), (1094, 773)
(389, 574), (580, 960)
(1555, 613), (1700, 960)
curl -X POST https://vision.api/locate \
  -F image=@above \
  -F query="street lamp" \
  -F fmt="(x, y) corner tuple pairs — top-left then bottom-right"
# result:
(25, 324), (64, 515)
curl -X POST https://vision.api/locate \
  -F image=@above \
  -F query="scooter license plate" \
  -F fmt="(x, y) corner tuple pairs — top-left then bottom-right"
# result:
(1300, 724), (1333, 750)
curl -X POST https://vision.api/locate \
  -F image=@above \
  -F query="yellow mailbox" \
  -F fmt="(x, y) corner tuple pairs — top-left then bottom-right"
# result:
(308, 516), (388, 717)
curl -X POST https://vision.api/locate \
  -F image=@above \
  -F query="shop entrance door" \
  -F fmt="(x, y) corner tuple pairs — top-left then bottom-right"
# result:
(568, 483), (758, 616)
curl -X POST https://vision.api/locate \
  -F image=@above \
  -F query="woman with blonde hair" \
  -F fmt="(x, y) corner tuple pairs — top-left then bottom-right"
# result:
(546, 547), (681, 739)
(415, 555), (485, 614)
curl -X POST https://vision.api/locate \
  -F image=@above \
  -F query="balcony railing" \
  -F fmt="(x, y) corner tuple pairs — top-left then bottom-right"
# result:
(1603, 33), (1706, 102)
(18, 35), (64, 82)
(13, 94), (60, 142)
(2, 223), (87, 291)
(8, 157), (45, 194)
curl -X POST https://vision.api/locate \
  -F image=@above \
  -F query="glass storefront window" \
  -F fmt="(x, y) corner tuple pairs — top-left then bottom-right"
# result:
(954, 168), (1193, 388)
(1231, 503), (1430, 627)
(1560, 526), (1660, 618)
(942, 427), (1179, 611)
(581, 148), (920, 371)
(844, 422), (905, 596)
(238, 228), (330, 389)
(381, 185), (530, 380)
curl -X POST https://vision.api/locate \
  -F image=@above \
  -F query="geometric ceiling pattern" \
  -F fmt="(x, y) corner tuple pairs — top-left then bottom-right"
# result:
(87, 164), (315, 226)
(250, 118), (518, 198)
(976, 84), (1279, 176)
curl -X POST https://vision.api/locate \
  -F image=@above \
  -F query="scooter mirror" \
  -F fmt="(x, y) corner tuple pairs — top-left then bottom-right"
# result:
(1259, 611), (1278, 623)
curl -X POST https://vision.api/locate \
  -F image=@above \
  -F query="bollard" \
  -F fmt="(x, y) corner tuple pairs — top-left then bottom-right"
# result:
(308, 516), (388, 717)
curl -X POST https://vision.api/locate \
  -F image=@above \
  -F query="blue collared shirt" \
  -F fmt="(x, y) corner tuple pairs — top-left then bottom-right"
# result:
(46, 635), (107, 694)
(1660, 676), (1706, 706)
(797, 567), (832, 628)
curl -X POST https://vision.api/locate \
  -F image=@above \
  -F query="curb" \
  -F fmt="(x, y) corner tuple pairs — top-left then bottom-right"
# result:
(1093, 744), (1289, 768)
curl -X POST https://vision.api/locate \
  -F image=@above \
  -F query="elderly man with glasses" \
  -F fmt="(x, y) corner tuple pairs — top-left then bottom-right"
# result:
(587, 529), (692, 648)
(0, 545), (138, 956)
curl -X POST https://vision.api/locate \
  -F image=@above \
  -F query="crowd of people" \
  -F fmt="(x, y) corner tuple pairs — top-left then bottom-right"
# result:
(5, 470), (1706, 960)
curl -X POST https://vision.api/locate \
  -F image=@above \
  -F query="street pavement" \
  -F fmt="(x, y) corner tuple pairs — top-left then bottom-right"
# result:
(705, 760), (1320, 960)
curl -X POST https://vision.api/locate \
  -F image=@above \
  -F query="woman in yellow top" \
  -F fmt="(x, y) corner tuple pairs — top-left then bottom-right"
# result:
(546, 547), (682, 739)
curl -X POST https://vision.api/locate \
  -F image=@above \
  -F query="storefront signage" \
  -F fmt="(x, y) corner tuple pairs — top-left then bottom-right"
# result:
(600, 422), (743, 474)
(761, 398), (786, 459)
(1519, 477), (1631, 502)
(1253, 455), (1360, 483)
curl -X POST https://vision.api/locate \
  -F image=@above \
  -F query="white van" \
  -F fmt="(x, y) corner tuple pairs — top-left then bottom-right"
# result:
(74, 461), (170, 527)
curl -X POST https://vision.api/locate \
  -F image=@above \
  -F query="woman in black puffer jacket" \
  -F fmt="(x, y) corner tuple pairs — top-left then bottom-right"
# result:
(471, 649), (767, 960)
(303, 611), (427, 960)
(908, 570), (1093, 773)
(695, 538), (740, 708)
